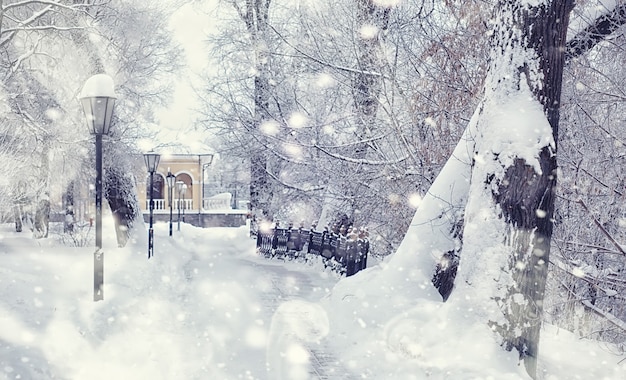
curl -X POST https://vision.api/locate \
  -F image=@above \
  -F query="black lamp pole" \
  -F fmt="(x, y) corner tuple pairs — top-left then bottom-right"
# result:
(176, 180), (183, 231)
(181, 183), (187, 223)
(166, 170), (175, 236)
(95, 133), (103, 251)
(79, 74), (117, 302)
(144, 151), (160, 258)
(149, 170), (154, 257)
(94, 133), (104, 301)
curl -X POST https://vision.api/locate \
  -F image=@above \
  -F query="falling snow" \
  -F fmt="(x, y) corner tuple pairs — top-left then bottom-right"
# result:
(0, 220), (622, 379)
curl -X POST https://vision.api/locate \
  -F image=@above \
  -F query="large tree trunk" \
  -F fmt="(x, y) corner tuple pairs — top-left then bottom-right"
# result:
(237, 0), (274, 221)
(455, 1), (572, 378)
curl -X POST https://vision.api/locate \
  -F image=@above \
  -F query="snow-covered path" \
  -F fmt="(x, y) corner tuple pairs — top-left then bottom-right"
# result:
(2, 223), (624, 380)
(178, 224), (358, 379)
(0, 223), (355, 380)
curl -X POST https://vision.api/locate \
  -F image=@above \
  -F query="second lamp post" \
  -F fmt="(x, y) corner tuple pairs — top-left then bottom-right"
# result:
(144, 151), (160, 258)
(176, 180), (186, 231)
(166, 170), (176, 236)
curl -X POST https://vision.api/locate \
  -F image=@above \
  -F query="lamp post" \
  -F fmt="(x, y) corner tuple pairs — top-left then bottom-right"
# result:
(181, 183), (187, 223)
(176, 180), (184, 231)
(79, 74), (117, 302)
(143, 151), (160, 258)
(166, 169), (176, 236)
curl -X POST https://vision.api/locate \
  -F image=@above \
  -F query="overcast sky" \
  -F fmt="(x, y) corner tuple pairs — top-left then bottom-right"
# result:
(149, 1), (218, 153)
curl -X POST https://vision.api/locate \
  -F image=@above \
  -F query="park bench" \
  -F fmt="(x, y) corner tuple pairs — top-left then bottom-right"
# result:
(254, 221), (370, 277)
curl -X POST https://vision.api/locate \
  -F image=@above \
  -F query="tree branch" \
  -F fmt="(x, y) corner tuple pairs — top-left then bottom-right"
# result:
(313, 143), (408, 166)
(3, 25), (84, 33)
(268, 24), (384, 78)
(581, 300), (626, 333)
(7, 4), (54, 27)
(566, 4), (626, 60)
(577, 199), (626, 256)
(2, 0), (85, 12)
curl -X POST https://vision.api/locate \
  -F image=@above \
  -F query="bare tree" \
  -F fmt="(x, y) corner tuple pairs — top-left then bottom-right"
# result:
(0, 1), (95, 236)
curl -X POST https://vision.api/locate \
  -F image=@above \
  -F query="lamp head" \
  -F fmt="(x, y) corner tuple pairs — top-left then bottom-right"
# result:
(80, 74), (117, 136)
(166, 169), (176, 188)
(143, 151), (161, 173)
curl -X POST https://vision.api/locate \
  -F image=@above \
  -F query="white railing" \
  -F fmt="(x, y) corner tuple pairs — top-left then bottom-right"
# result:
(203, 198), (230, 210)
(173, 199), (194, 210)
(202, 193), (232, 210)
(146, 199), (166, 210)
(146, 199), (192, 210)
(145, 195), (237, 212)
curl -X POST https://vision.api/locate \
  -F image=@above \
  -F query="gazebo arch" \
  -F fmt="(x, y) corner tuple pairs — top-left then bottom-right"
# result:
(174, 172), (193, 210)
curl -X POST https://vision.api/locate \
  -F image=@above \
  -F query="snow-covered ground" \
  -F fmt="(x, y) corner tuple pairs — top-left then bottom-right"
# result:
(0, 220), (623, 379)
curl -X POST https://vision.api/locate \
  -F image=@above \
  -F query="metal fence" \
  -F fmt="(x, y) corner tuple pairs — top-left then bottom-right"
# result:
(255, 222), (370, 277)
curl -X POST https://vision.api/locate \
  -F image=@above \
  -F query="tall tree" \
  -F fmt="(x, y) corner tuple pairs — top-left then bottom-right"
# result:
(462, 2), (572, 376)
(227, 0), (275, 221)
(399, 1), (626, 377)
(319, 0), (391, 227)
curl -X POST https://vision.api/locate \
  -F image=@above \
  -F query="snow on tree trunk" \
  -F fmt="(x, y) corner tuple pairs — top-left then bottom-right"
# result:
(452, 1), (571, 378)
(105, 169), (140, 248)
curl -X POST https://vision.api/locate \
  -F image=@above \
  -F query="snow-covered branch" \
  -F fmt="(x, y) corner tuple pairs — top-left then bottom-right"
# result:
(7, 4), (54, 28)
(581, 300), (626, 332)
(553, 258), (626, 333)
(2, 0), (85, 12)
(3, 25), (84, 33)
(313, 142), (408, 166)
(268, 24), (384, 78)
(566, 4), (626, 60)
(553, 238), (625, 257)
(577, 199), (626, 256)
(0, 31), (16, 48)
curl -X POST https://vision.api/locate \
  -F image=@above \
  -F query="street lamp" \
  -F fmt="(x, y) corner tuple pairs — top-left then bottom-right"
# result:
(181, 183), (187, 224)
(143, 151), (160, 259)
(166, 169), (176, 236)
(176, 180), (184, 231)
(80, 73), (117, 302)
